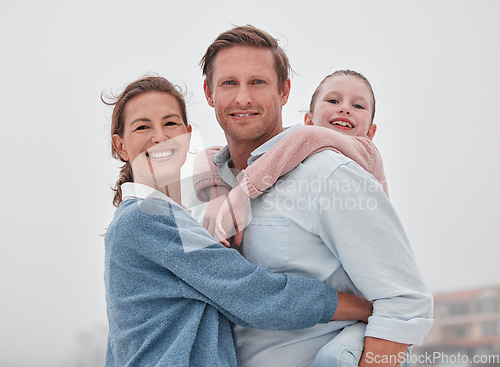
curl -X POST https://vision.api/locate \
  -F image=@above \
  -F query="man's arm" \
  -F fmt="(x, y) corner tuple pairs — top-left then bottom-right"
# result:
(316, 160), (433, 353)
(359, 337), (408, 367)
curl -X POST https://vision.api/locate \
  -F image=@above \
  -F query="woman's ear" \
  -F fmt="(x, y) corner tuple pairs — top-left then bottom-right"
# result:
(112, 134), (130, 161)
(304, 112), (314, 125)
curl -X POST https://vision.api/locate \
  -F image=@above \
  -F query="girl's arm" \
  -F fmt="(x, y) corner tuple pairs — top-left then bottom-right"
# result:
(215, 125), (389, 245)
(192, 146), (230, 202)
(240, 125), (388, 198)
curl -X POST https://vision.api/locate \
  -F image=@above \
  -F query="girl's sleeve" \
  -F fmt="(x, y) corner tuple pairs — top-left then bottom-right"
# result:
(238, 125), (389, 197)
(192, 146), (231, 202)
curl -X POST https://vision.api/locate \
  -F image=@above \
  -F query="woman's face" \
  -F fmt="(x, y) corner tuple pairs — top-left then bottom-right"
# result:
(112, 92), (191, 187)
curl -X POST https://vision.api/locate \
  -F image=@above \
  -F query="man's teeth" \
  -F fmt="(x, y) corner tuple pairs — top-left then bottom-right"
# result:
(232, 113), (254, 117)
(332, 121), (353, 128)
(149, 150), (174, 159)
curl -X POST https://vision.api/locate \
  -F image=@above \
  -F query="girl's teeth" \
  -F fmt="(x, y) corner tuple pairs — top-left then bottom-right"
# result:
(332, 121), (353, 128)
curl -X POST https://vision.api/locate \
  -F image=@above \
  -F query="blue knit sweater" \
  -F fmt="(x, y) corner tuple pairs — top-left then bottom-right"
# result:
(104, 195), (338, 366)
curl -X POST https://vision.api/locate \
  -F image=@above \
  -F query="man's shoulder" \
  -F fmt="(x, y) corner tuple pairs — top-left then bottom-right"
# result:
(290, 149), (357, 176)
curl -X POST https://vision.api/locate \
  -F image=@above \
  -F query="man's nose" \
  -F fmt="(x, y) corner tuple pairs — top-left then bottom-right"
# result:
(235, 85), (252, 105)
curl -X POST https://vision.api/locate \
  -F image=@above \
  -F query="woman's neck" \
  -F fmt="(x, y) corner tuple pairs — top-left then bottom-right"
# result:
(136, 174), (183, 206)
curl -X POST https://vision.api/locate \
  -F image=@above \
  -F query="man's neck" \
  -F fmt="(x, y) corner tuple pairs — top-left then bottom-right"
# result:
(226, 126), (284, 171)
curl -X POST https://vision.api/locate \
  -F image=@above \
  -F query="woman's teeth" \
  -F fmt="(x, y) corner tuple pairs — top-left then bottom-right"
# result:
(149, 150), (174, 159)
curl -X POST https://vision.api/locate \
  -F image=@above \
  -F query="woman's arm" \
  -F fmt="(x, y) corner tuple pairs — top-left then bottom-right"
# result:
(123, 198), (372, 329)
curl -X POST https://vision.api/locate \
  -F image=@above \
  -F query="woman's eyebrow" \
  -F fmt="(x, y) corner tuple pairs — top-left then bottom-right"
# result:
(162, 114), (181, 120)
(130, 117), (151, 125)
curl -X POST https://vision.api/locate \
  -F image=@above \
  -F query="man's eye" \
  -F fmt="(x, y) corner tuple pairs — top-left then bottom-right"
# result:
(253, 80), (265, 85)
(328, 99), (339, 104)
(222, 80), (235, 85)
(353, 104), (364, 109)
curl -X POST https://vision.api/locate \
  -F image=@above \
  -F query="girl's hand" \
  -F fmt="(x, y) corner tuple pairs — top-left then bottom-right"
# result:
(214, 184), (250, 247)
(202, 186), (230, 238)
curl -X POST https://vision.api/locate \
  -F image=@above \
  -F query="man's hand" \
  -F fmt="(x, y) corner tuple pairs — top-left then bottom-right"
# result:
(332, 292), (373, 323)
(359, 337), (408, 367)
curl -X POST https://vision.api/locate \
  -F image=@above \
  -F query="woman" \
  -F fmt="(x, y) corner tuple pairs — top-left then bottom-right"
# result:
(104, 76), (372, 366)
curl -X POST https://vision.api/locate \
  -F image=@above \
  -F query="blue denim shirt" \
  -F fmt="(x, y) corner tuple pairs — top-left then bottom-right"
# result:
(212, 127), (434, 367)
(104, 183), (338, 366)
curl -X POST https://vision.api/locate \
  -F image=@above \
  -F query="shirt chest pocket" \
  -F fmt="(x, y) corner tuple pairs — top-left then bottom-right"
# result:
(241, 217), (290, 271)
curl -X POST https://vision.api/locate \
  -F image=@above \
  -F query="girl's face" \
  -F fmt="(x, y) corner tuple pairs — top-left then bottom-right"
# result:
(112, 92), (192, 187)
(305, 75), (376, 139)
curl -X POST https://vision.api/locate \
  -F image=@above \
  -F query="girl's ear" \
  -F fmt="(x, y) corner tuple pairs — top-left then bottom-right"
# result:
(304, 112), (314, 125)
(366, 124), (377, 140)
(112, 134), (130, 161)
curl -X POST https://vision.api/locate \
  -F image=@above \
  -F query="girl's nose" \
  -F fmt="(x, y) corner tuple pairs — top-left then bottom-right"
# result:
(338, 103), (351, 115)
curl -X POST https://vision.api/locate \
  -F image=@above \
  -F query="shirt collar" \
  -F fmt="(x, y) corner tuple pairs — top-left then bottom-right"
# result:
(248, 124), (301, 165)
(121, 182), (180, 207)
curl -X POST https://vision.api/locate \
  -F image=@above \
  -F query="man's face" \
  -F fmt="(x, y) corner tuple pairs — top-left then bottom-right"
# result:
(204, 46), (290, 150)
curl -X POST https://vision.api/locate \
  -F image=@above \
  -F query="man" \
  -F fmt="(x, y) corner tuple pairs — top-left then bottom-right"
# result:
(199, 25), (433, 367)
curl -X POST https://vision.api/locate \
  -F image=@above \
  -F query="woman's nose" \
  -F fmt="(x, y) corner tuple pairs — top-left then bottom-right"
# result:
(152, 125), (168, 143)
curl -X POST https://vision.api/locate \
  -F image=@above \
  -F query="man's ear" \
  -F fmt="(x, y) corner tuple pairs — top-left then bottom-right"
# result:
(112, 134), (129, 161)
(304, 112), (314, 126)
(366, 124), (377, 140)
(203, 79), (215, 107)
(280, 78), (291, 106)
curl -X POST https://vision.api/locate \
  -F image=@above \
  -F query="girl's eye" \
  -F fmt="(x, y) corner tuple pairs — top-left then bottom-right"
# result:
(353, 104), (364, 109)
(328, 99), (339, 104)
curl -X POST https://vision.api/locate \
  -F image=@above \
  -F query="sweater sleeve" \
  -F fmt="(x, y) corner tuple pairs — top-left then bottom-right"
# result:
(121, 198), (339, 330)
(192, 146), (231, 202)
(239, 125), (389, 198)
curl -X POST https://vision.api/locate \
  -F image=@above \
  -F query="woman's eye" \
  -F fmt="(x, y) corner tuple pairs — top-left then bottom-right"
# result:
(135, 125), (148, 131)
(328, 99), (339, 104)
(353, 104), (364, 109)
(165, 121), (179, 126)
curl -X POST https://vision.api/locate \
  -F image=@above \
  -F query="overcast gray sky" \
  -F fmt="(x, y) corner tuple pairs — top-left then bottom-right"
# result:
(1, 0), (499, 365)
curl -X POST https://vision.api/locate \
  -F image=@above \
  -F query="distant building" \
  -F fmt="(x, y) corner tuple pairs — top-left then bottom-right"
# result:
(413, 286), (500, 367)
